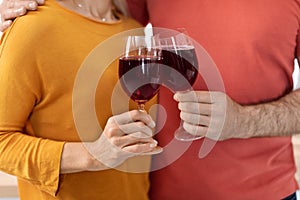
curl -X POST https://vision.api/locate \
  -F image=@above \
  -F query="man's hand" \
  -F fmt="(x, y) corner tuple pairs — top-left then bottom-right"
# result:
(0, 0), (44, 32)
(174, 89), (300, 141)
(174, 91), (247, 141)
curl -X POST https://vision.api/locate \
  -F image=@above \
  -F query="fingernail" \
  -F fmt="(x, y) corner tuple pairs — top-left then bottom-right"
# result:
(173, 93), (179, 101)
(148, 120), (156, 128)
(2, 20), (12, 31)
(4, 20), (12, 26)
(29, 2), (37, 10)
(37, 0), (45, 4)
(17, 7), (26, 15)
(150, 141), (157, 148)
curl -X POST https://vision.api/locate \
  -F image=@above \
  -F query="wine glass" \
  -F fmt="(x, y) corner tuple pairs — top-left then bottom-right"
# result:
(119, 35), (162, 111)
(159, 29), (202, 141)
(118, 35), (163, 154)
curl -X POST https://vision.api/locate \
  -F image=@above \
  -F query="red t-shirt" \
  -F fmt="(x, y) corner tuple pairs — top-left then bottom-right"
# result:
(127, 0), (300, 199)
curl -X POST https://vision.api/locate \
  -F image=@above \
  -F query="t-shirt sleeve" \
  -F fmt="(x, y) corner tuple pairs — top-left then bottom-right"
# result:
(0, 19), (65, 196)
(297, 26), (300, 60)
(297, 1), (300, 60)
(126, 0), (149, 25)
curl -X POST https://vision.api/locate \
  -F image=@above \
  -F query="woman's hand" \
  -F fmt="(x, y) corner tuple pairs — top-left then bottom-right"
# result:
(85, 110), (160, 170)
(0, 0), (44, 32)
(61, 110), (160, 174)
(174, 91), (246, 141)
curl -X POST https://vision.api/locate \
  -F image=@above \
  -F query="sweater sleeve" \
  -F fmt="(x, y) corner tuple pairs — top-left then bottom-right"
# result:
(0, 17), (65, 196)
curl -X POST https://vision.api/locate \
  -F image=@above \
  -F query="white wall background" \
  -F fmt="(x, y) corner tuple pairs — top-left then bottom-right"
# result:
(293, 59), (300, 90)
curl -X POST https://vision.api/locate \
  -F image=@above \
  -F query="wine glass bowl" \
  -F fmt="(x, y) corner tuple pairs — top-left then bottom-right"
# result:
(161, 44), (198, 92)
(118, 36), (163, 111)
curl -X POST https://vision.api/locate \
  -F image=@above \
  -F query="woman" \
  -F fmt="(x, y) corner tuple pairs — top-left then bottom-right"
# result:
(0, 0), (159, 199)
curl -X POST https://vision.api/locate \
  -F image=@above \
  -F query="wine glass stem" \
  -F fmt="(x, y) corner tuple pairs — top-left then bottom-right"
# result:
(138, 103), (145, 112)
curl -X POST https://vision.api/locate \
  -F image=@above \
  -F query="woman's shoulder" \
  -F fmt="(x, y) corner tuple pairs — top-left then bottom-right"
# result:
(1, 0), (78, 50)
(2, 2), (59, 40)
(15, 1), (67, 33)
(0, 0), (72, 59)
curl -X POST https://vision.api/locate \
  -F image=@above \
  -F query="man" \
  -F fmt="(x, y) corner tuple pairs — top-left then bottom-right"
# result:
(1, 0), (300, 199)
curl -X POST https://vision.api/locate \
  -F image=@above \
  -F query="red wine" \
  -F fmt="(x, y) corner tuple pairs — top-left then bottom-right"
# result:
(119, 56), (162, 103)
(161, 46), (198, 91)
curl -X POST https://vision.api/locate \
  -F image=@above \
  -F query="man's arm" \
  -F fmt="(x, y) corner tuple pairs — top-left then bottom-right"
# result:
(240, 88), (300, 137)
(0, 0), (44, 32)
(174, 87), (300, 141)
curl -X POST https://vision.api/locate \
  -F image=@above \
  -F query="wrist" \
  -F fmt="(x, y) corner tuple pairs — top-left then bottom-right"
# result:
(236, 105), (259, 138)
(60, 142), (107, 174)
(82, 142), (110, 171)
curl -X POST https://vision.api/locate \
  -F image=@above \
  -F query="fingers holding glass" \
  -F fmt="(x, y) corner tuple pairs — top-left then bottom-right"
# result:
(180, 111), (211, 127)
(104, 111), (162, 155)
(113, 110), (156, 129)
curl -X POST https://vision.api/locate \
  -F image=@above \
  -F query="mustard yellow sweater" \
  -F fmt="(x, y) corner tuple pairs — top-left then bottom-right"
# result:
(0, 0), (151, 199)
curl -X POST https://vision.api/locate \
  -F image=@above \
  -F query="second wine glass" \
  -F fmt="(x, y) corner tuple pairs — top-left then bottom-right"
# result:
(159, 29), (202, 141)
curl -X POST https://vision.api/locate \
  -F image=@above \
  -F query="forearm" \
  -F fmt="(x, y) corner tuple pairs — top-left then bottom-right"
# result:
(241, 89), (300, 137)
